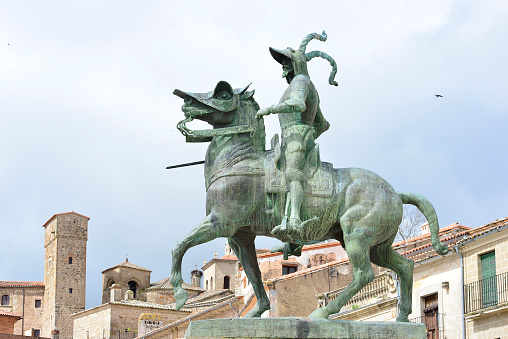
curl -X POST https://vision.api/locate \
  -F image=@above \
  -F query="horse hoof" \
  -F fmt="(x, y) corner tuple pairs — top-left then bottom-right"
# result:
(308, 308), (329, 319)
(174, 288), (188, 310)
(244, 304), (269, 318)
(396, 315), (410, 322)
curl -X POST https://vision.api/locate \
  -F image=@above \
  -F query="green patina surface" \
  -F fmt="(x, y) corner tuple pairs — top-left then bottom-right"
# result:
(168, 32), (449, 324)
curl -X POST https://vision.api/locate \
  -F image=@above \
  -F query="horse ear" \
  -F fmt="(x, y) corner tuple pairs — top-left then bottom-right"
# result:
(238, 83), (252, 95)
(240, 89), (255, 100)
(213, 81), (234, 97)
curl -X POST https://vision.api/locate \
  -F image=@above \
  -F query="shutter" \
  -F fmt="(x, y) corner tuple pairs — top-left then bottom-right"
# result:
(480, 251), (497, 308)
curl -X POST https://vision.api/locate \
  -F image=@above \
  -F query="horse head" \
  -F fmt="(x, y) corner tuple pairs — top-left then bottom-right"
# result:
(173, 81), (263, 144)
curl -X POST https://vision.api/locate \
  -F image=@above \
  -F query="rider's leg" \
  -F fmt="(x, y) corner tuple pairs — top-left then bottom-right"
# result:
(285, 141), (305, 228)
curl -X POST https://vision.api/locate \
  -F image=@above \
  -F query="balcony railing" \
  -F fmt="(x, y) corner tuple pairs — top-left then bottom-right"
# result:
(316, 271), (397, 310)
(464, 271), (508, 314)
(410, 313), (444, 339)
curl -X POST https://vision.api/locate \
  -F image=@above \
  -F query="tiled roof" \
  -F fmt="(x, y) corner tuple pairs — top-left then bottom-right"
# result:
(0, 310), (22, 318)
(110, 299), (189, 311)
(258, 240), (342, 259)
(392, 222), (470, 249)
(43, 211), (90, 228)
(102, 260), (152, 273)
(146, 277), (203, 291)
(219, 254), (238, 260)
(73, 299), (193, 318)
(0, 281), (44, 288)
(181, 289), (233, 306)
(457, 217), (508, 245)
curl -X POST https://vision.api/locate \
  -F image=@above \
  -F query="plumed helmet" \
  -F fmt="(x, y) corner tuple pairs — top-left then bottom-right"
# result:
(269, 31), (338, 86)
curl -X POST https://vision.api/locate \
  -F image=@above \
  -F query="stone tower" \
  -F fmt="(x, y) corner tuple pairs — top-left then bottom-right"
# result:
(191, 269), (203, 288)
(41, 212), (89, 339)
(101, 260), (151, 304)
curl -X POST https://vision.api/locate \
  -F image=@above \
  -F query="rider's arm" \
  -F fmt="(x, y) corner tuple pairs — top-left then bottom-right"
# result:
(257, 76), (310, 116)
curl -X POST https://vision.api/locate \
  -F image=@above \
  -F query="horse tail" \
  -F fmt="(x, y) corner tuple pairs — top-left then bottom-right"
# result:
(397, 191), (449, 256)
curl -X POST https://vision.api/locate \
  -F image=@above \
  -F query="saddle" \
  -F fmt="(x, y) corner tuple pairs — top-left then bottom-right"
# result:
(265, 134), (335, 198)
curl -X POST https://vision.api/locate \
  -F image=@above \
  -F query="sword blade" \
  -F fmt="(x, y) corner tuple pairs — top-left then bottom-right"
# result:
(165, 160), (205, 170)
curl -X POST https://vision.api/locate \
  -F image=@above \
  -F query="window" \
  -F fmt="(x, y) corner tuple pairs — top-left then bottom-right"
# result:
(1, 295), (9, 305)
(223, 276), (230, 290)
(206, 280), (209, 290)
(68, 257), (73, 264)
(33, 330), (40, 337)
(210, 277), (213, 289)
(481, 251), (497, 308)
(35, 300), (42, 308)
(282, 265), (297, 275)
(69, 288), (73, 294)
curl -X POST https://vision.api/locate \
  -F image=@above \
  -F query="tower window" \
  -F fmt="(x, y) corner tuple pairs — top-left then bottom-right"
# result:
(69, 288), (73, 294)
(223, 276), (230, 290)
(127, 281), (138, 298)
(33, 330), (40, 337)
(1, 295), (9, 305)
(68, 257), (73, 264)
(35, 299), (42, 308)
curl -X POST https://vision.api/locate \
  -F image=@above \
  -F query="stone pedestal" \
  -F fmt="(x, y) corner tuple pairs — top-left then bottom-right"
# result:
(185, 317), (426, 339)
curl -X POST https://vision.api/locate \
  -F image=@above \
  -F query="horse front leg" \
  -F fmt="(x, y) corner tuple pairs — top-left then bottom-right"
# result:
(229, 233), (270, 317)
(170, 214), (221, 310)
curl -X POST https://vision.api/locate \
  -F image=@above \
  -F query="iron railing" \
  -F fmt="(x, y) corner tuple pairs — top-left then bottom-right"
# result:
(463, 271), (508, 314)
(315, 271), (397, 309)
(410, 313), (444, 339)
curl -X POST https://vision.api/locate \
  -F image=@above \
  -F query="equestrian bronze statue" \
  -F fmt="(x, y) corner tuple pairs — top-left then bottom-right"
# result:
(169, 32), (449, 321)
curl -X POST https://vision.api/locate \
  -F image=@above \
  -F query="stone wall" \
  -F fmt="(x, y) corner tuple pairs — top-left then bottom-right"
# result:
(411, 253), (463, 338)
(0, 287), (44, 335)
(462, 227), (508, 339)
(266, 261), (360, 317)
(73, 307), (111, 339)
(144, 298), (243, 339)
(73, 304), (189, 339)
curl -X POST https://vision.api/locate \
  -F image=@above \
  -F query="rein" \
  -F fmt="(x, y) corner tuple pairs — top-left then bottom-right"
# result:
(176, 102), (258, 140)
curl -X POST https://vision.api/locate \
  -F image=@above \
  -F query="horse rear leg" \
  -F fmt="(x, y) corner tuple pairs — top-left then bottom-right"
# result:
(229, 233), (270, 317)
(370, 244), (414, 322)
(170, 214), (222, 310)
(309, 233), (375, 318)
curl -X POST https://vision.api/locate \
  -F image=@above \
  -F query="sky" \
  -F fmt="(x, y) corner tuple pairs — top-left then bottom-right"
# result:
(1, 1), (507, 309)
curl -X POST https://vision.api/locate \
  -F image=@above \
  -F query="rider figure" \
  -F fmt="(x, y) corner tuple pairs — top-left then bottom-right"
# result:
(257, 31), (338, 236)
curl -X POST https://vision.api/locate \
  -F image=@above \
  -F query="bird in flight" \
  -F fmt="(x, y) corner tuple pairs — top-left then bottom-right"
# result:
(435, 94), (443, 98)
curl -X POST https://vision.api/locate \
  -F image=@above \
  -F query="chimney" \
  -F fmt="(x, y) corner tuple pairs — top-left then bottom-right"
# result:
(420, 222), (430, 235)
(191, 269), (203, 288)
(110, 284), (122, 302)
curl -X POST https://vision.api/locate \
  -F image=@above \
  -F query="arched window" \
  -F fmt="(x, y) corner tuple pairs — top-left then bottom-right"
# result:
(1, 295), (9, 305)
(210, 277), (213, 290)
(107, 279), (115, 288)
(68, 257), (73, 264)
(127, 281), (138, 298)
(206, 280), (209, 290)
(223, 276), (230, 290)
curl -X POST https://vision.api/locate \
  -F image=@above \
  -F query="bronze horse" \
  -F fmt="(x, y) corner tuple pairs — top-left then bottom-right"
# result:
(169, 81), (448, 321)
